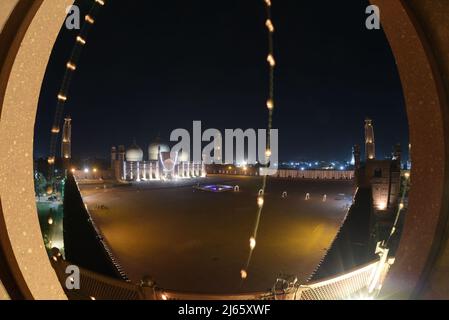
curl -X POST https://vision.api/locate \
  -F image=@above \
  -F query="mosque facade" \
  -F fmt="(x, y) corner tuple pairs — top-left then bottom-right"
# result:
(110, 139), (206, 182)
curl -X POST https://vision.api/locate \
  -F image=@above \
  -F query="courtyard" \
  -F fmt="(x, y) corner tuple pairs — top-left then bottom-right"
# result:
(79, 175), (355, 294)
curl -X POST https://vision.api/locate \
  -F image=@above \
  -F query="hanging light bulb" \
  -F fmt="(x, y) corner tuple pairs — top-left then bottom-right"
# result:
(257, 196), (264, 208)
(267, 54), (276, 67)
(85, 15), (95, 24)
(66, 62), (76, 71)
(249, 237), (256, 250)
(76, 36), (86, 45)
(266, 19), (275, 33)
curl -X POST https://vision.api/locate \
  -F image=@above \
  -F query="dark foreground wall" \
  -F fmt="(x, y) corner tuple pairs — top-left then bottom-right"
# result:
(63, 174), (123, 280)
(310, 187), (377, 281)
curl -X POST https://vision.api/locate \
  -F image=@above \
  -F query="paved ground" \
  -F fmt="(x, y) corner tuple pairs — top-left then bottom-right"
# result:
(79, 175), (355, 294)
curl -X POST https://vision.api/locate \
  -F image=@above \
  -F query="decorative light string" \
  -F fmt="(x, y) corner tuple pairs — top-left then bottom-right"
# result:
(241, 0), (276, 281)
(47, 0), (276, 284)
(48, 0), (106, 180)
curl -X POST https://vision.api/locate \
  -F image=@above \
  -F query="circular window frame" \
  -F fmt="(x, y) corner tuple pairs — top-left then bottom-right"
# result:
(0, 0), (447, 299)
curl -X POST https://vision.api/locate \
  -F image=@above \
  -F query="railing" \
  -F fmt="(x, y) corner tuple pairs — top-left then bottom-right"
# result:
(51, 252), (385, 300)
(51, 256), (141, 300)
(297, 261), (379, 300)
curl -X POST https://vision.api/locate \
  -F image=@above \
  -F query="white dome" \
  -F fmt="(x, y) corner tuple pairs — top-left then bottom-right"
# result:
(148, 142), (170, 161)
(126, 143), (144, 162)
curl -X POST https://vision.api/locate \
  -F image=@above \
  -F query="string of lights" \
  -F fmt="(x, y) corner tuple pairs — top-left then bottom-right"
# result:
(48, 0), (106, 181)
(241, 0), (276, 281)
(386, 172), (410, 247)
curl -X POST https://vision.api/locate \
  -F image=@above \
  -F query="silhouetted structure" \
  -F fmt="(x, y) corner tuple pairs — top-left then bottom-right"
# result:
(63, 174), (124, 280)
(311, 119), (402, 281)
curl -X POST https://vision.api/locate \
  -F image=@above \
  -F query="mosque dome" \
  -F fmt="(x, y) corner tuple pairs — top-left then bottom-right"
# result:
(126, 142), (144, 162)
(148, 141), (170, 161)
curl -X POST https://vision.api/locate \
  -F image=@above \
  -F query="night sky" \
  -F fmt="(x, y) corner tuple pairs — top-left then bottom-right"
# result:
(34, 0), (408, 162)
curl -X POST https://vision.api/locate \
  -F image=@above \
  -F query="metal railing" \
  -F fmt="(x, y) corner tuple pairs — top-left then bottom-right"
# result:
(297, 261), (379, 300)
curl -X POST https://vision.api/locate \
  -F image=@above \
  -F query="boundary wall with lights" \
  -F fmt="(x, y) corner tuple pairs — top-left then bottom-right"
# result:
(275, 169), (354, 180)
(211, 168), (354, 180)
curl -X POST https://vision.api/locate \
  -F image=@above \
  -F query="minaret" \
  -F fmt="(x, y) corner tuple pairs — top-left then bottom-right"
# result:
(393, 144), (402, 164)
(61, 117), (72, 163)
(353, 145), (361, 169)
(118, 145), (126, 161)
(364, 118), (375, 160)
(111, 146), (117, 169)
(407, 143), (412, 169)
(118, 145), (126, 180)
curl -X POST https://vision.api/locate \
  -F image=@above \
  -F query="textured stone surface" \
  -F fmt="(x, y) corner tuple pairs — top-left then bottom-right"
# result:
(0, 0), (73, 299)
(0, 0), (17, 301)
(0, 0), (16, 32)
(405, 0), (449, 300)
(370, 0), (449, 299)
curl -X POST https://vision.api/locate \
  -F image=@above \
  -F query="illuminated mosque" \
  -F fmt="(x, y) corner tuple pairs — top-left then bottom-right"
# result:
(110, 138), (206, 182)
